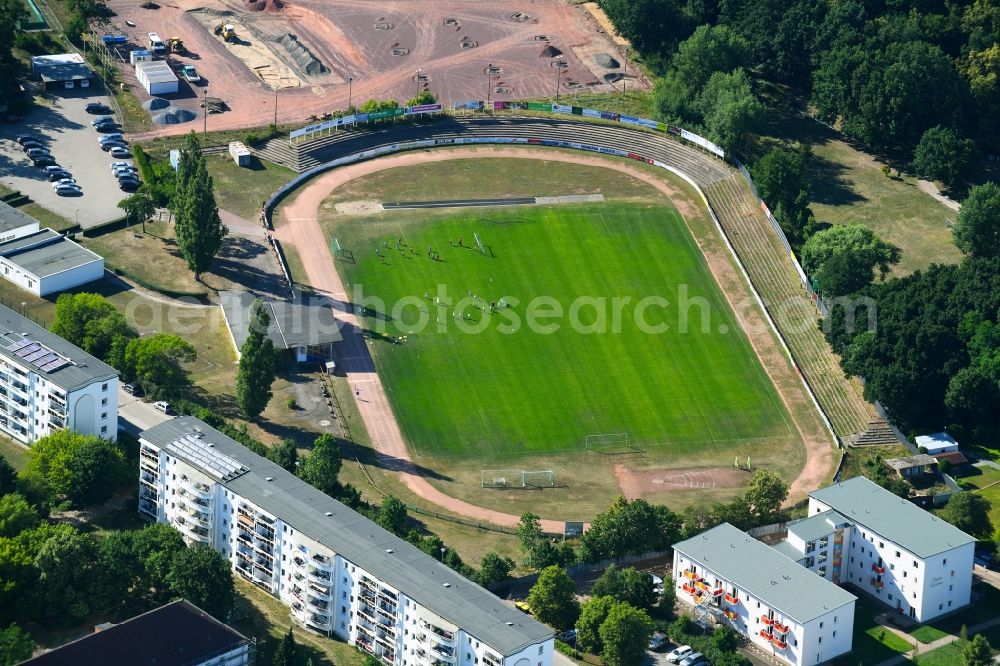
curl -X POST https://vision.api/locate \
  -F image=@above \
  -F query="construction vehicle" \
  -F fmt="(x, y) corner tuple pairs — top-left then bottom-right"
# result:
(168, 37), (185, 54)
(148, 32), (166, 54)
(213, 23), (237, 42)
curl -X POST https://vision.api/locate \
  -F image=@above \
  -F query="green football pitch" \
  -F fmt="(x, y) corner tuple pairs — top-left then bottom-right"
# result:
(334, 202), (795, 458)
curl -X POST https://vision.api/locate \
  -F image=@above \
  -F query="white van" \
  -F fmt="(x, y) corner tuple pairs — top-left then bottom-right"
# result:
(153, 401), (171, 414)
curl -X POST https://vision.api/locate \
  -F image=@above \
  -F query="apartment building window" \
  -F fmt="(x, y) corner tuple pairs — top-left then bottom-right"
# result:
(890, 564), (895, 571)
(102, 383), (108, 391)
(896, 550), (901, 558)
(903, 571), (907, 578)
(539, 646), (544, 655)
(818, 637), (823, 644)
(940, 604), (944, 611)
(833, 631), (837, 637)
(879, 541), (884, 548)
(851, 556), (855, 563)
(101, 412), (107, 420)
(949, 585), (953, 591)
(914, 561), (919, 567)
(943, 559), (947, 565)
(101, 426), (107, 434)
(820, 622), (823, 628)
(101, 398), (107, 406)
(888, 594), (893, 601)
(834, 616), (838, 623)
(949, 601), (952, 607)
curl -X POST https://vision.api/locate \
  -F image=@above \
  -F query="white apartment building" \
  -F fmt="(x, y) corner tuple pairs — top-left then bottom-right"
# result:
(138, 417), (554, 666)
(673, 523), (856, 666)
(782, 476), (976, 622)
(0, 303), (118, 444)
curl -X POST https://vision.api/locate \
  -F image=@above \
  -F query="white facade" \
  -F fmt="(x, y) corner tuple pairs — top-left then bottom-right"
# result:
(0, 313), (118, 445)
(138, 419), (553, 666)
(807, 496), (974, 622)
(0, 247), (104, 296)
(672, 525), (855, 666)
(915, 432), (959, 456)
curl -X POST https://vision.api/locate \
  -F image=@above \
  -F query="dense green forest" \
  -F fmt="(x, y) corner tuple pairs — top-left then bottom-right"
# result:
(599, 0), (1000, 442)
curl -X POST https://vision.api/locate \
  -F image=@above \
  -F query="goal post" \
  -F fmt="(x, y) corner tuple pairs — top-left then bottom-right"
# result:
(482, 469), (558, 489)
(585, 432), (640, 454)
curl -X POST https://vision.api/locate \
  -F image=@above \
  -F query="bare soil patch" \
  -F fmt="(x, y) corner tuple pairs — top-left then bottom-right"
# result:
(614, 464), (747, 499)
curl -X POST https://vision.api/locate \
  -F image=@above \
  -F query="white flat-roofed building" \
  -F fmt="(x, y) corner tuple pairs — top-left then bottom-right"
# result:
(138, 416), (554, 666)
(804, 476), (975, 622)
(673, 523), (856, 666)
(915, 432), (959, 456)
(0, 303), (118, 444)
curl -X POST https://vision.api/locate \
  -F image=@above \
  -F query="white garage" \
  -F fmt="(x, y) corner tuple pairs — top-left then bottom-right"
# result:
(135, 60), (178, 95)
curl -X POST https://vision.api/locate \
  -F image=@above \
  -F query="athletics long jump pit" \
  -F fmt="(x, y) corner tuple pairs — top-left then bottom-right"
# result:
(107, 0), (648, 137)
(274, 147), (835, 527)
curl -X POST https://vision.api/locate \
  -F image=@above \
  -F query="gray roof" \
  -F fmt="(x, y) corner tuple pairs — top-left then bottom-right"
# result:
(31, 54), (92, 82)
(771, 540), (804, 561)
(0, 229), (102, 278)
(673, 523), (855, 624)
(915, 432), (958, 453)
(0, 303), (118, 391)
(141, 417), (553, 656)
(220, 291), (342, 351)
(885, 454), (938, 472)
(787, 509), (850, 544)
(0, 201), (40, 235)
(810, 476), (976, 558)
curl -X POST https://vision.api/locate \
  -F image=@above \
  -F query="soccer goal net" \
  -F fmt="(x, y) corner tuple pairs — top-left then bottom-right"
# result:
(481, 470), (558, 489)
(585, 432), (640, 454)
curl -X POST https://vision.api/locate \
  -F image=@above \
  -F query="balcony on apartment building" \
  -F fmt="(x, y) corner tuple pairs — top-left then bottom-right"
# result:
(180, 477), (212, 500)
(308, 567), (332, 584)
(237, 529), (254, 548)
(421, 621), (455, 645)
(310, 612), (332, 628)
(771, 636), (788, 650)
(186, 507), (210, 527)
(139, 499), (157, 517)
(254, 537), (274, 556)
(311, 553), (333, 569)
(871, 578), (885, 590)
(140, 447), (159, 462)
(47, 413), (65, 430)
(724, 592), (739, 605)
(138, 469), (155, 485)
(379, 652), (395, 666)
(772, 621), (789, 635)
(872, 564), (886, 575)
(761, 616), (774, 626)
(139, 485), (157, 501)
(308, 582), (330, 598)
(307, 596), (330, 612)
(430, 642), (455, 663)
(483, 653), (502, 666)
(256, 512), (275, 525)
(358, 603), (378, 624)
(759, 629), (772, 641)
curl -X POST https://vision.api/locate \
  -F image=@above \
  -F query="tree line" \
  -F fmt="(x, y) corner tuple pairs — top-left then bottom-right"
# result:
(604, 0), (999, 186)
(824, 189), (1000, 447)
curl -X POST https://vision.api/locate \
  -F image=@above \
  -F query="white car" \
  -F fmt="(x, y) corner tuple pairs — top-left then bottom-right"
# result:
(51, 178), (76, 189)
(98, 133), (124, 144)
(666, 645), (693, 664)
(109, 146), (131, 158)
(110, 161), (133, 170)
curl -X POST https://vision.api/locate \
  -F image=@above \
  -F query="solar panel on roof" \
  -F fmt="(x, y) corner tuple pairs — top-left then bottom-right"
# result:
(36, 353), (58, 366)
(41, 359), (68, 373)
(5, 338), (30, 352)
(23, 349), (47, 363)
(15, 343), (41, 359)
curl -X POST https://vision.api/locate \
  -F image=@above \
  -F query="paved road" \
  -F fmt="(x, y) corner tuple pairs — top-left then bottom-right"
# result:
(117, 386), (172, 437)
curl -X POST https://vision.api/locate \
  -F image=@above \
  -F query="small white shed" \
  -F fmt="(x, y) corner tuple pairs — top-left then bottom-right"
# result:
(915, 432), (959, 455)
(229, 141), (252, 167)
(135, 60), (178, 96)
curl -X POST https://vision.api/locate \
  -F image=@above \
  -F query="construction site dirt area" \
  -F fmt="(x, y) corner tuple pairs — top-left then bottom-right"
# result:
(106, 0), (647, 138)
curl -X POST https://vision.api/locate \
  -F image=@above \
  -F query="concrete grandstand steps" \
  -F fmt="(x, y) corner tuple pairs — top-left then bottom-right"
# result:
(848, 419), (902, 447)
(703, 174), (875, 439)
(252, 117), (732, 185)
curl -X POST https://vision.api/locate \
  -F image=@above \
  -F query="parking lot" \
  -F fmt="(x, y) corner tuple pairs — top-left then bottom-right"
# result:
(0, 87), (132, 228)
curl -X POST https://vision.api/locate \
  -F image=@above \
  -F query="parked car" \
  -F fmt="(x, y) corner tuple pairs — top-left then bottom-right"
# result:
(55, 184), (82, 196)
(181, 65), (201, 83)
(91, 116), (114, 126)
(15, 133), (42, 145)
(122, 383), (142, 396)
(110, 161), (133, 170)
(667, 646), (693, 664)
(98, 132), (124, 143)
(96, 122), (120, 133)
(20, 140), (44, 151)
(649, 632), (668, 652)
(555, 629), (576, 644)
(101, 142), (128, 152)
(678, 652), (706, 666)
(43, 165), (64, 174)
(119, 180), (139, 192)
(109, 146), (131, 158)
(25, 148), (51, 159)
(114, 170), (138, 180)
(85, 102), (112, 114)
(51, 178), (76, 189)
(47, 170), (72, 182)
(32, 156), (56, 167)
(154, 401), (171, 414)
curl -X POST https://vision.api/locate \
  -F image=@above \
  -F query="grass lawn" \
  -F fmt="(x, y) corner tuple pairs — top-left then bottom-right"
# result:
(0, 435), (28, 470)
(333, 202), (794, 458)
(204, 153), (296, 221)
(834, 596), (915, 665)
(839, 444), (913, 481)
(753, 83), (962, 276)
(320, 154), (665, 205)
(915, 639), (965, 666)
(957, 465), (1000, 539)
(232, 578), (367, 666)
(910, 625), (951, 644)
